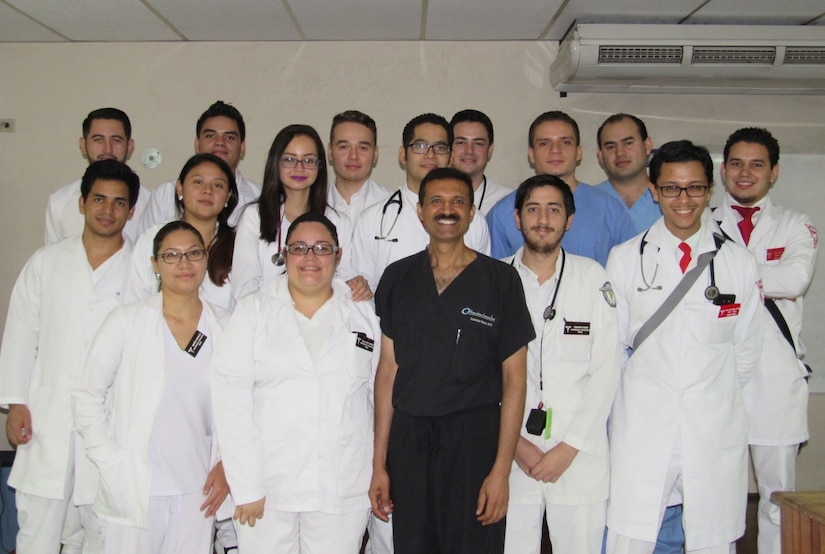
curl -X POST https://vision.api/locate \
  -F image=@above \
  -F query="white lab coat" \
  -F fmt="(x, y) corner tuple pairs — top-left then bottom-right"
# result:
(124, 221), (235, 311)
(327, 178), (391, 229)
(137, 169), (261, 233)
(0, 237), (130, 501)
(605, 212), (763, 550)
(231, 204), (356, 301)
(350, 183), (491, 291)
(715, 195), (817, 445)
(71, 294), (231, 529)
(212, 275), (380, 514)
(45, 179), (151, 245)
(506, 248), (620, 505)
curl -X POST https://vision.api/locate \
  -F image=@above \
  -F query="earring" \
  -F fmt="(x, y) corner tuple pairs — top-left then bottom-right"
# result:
(154, 272), (160, 280)
(224, 202), (229, 208)
(178, 195), (183, 201)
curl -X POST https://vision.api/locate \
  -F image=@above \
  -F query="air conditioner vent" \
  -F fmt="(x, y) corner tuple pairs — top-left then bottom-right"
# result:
(692, 47), (776, 64)
(598, 46), (683, 64)
(784, 47), (825, 64)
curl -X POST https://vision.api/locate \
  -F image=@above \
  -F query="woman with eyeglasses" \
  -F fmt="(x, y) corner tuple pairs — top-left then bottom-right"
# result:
(72, 221), (231, 553)
(126, 153), (238, 311)
(232, 124), (370, 302)
(213, 213), (381, 553)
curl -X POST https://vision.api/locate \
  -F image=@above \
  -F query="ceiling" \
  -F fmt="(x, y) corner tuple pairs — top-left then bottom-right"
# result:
(1, 0), (824, 43)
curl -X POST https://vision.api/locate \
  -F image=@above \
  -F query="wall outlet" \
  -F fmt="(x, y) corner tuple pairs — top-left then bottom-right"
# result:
(0, 119), (14, 133)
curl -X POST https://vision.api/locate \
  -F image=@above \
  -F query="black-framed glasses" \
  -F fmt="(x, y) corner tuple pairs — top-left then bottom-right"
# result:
(279, 156), (323, 170)
(285, 242), (340, 256)
(656, 185), (709, 198)
(407, 142), (450, 155)
(157, 249), (207, 264)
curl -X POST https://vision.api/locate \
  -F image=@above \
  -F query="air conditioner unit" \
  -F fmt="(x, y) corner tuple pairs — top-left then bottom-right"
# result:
(549, 24), (825, 94)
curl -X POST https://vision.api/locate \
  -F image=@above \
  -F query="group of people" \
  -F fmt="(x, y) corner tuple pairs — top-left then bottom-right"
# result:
(0, 101), (816, 554)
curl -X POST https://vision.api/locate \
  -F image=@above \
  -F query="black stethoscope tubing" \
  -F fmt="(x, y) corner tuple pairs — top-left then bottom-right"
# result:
(374, 189), (402, 242)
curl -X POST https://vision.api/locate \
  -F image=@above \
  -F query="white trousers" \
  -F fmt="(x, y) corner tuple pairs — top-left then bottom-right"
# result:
(364, 513), (394, 553)
(750, 444), (797, 554)
(504, 500), (606, 554)
(606, 532), (735, 554)
(100, 492), (214, 554)
(235, 509), (370, 554)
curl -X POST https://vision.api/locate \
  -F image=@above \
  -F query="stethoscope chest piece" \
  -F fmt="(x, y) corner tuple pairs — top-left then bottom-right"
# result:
(271, 251), (285, 267)
(704, 285), (720, 301)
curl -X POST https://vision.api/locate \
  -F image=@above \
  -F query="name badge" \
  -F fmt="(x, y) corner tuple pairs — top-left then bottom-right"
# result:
(185, 330), (207, 358)
(718, 304), (741, 318)
(563, 320), (591, 335)
(354, 332), (374, 352)
(766, 247), (785, 261)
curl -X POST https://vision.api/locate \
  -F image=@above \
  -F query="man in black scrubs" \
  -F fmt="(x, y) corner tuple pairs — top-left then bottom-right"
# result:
(370, 167), (535, 553)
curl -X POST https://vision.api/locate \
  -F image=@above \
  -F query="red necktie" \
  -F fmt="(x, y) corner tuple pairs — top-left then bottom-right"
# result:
(732, 206), (761, 245)
(678, 242), (691, 274)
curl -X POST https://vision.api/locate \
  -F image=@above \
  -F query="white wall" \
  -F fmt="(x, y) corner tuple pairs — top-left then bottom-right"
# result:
(1, 40), (824, 487)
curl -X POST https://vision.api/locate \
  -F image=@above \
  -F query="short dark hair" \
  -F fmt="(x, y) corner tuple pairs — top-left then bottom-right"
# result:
(596, 113), (648, 147)
(152, 220), (205, 258)
(80, 160), (140, 208)
(258, 124), (329, 243)
(450, 109), (494, 144)
(418, 167), (474, 206)
(82, 108), (131, 140)
(723, 127), (780, 167)
(286, 212), (340, 246)
(402, 113), (452, 148)
(649, 140), (714, 186)
(528, 111), (580, 148)
(196, 101), (246, 141)
(514, 174), (576, 217)
(330, 110), (377, 144)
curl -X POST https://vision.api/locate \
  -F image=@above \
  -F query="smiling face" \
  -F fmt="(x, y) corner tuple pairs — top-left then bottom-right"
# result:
(79, 178), (134, 239)
(195, 116), (245, 171)
(597, 118), (652, 183)
(651, 160), (712, 240)
(721, 141), (778, 206)
(399, 123), (451, 192)
(176, 161), (232, 223)
(515, 185), (572, 255)
(528, 120), (582, 183)
(450, 121), (493, 182)
(329, 121), (379, 187)
(279, 134), (320, 194)
(417, 177), (476, 244)
(285, 220), (340, 296)
(151, 229), (208, 296)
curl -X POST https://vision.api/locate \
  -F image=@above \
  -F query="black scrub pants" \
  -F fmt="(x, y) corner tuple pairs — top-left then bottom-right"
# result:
(387, 404), (504, 554)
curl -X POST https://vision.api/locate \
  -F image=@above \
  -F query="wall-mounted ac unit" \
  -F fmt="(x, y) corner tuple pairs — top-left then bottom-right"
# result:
(549, 24), (825, 94)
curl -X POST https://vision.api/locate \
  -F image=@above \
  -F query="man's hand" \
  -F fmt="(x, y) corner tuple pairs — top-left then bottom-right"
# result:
(369, 467), (394, 522)
(200, 461), (230, 517)
(475, 467), (509, 526)
(6, 404), (32, 446)
(233, 498), (265, 527)
(346, 275), (373, 302)
(529, 441), (578, 483)
(514, 437), (544, 476)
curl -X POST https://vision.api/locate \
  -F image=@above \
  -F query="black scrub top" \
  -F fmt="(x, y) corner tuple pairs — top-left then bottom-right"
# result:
(375, 250), (535, 417)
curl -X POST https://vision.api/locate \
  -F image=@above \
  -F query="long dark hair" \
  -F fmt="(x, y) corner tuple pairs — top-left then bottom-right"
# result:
(258, 124), (329, 243)
(175, 153), (237, 286)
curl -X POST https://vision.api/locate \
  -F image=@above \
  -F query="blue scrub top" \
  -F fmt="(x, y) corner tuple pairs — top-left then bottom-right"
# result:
(595, 179), (661, 234)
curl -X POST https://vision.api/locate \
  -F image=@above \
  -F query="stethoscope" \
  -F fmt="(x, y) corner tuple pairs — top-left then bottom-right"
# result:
(374, 189), (402, 242)
(271, 211), (287, 266)
(637, 231), (734, 305)
(511, 248), (565, 322)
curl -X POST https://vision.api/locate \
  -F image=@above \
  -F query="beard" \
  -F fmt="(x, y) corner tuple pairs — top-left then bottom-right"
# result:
(524, 231), (560, 255)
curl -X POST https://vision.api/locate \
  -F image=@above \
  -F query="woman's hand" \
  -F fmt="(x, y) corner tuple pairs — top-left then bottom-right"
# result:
(234, 497), (266, 527)
(200, 461), (230, 517)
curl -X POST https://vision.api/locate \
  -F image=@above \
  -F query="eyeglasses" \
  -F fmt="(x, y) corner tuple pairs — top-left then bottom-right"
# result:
(285, 242), (340, 256)
(157, 249), (207, 264)
(656, 185), (709, 198)
(279, 156), (323, 170)
(407, 142), (450, 155)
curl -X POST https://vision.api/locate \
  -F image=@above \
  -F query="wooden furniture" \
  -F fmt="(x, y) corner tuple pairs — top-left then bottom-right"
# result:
(771, 491), (825, 553)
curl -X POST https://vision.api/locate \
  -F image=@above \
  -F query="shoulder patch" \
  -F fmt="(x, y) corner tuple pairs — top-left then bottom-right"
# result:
(806, 224), (818, 248)
(600, 281), (616, 308)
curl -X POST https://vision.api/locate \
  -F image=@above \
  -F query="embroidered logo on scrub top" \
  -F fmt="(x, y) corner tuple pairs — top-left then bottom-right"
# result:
(461, 307), (496, 327)
(599, 281), (616, 307)
(354, 332), (375, 352)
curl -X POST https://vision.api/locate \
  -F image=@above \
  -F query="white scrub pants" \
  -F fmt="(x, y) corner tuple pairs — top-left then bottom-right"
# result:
(235, 509), (370, 554)
(101, 492), (213, 554)
(504, 499), (605, 554)
(364, 513), (394, 553)
(751, 443), (798, 554)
